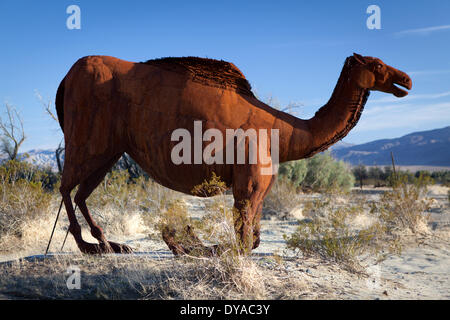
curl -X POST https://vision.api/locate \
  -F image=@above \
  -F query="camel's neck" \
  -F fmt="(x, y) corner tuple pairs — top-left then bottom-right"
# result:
(300, 57), (369, 159)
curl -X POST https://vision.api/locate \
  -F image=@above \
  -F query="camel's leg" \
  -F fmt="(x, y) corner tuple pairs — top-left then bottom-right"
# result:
(60, 151), (126, 254)
(252, 202), (263, 250)
(252, 177), (275, 250)
(232, 166), (275, 254)
(233, 197), (261, 254)
(60, 176), (105, 254)
(74, 155), (132, 254)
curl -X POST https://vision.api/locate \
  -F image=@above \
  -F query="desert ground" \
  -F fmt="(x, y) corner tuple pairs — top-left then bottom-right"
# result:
(0, 184), (448, 300)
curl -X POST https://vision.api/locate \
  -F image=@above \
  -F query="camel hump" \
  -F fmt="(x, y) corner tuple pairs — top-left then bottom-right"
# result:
(143, 56), (255, 97)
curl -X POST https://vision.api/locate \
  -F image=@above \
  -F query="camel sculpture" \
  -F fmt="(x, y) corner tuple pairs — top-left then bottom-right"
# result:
(55, 53), (411, 255)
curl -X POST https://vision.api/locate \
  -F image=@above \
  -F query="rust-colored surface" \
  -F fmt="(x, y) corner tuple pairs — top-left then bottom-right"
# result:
(56, 53), (411, 255)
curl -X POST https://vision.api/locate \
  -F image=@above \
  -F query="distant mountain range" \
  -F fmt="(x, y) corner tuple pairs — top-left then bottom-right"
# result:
(22, 149), (59, 170)
(0, 149), (59, 171)
(332, 126), (450, 167)
(2, 126), (449, 170)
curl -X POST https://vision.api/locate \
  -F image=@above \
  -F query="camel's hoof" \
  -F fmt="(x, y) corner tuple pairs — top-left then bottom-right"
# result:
(107, 241), (133, 254)
(78, 242), (104, 255)
(78, 241), (132, 254)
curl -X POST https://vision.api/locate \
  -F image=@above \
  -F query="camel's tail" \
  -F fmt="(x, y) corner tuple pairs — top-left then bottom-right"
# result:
(55, 77), (65, 133)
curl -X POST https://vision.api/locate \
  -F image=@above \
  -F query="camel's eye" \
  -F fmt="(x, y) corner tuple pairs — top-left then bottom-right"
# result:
(376, 64), (383, 69)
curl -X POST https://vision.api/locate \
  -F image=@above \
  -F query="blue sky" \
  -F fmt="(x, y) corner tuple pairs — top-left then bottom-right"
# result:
(0, 0), (449, 151)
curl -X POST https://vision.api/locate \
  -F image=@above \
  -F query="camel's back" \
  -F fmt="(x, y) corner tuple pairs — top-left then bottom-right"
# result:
(142, 57), (255, 98)
(62, 55), (274, 135)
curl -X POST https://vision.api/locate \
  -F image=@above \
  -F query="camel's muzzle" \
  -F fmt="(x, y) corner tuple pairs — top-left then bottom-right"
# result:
(391, 71), (412, 97)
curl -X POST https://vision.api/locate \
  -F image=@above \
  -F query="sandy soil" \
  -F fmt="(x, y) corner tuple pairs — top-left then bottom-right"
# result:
(0, 186), (449, 300)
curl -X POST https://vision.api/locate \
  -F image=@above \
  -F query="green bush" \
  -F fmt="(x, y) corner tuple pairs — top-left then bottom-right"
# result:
(352, 165), (367, 188)
(279, 152), (354, 193)
(353, 165), (450, 188)
(430, 170), (450, 186)
(278, 159), (307, 188)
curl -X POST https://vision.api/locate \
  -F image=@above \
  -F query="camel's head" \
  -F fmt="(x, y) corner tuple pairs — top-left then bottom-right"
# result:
(351, 53), (412, 97)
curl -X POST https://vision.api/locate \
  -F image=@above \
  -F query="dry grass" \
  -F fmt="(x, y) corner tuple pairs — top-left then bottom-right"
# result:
(0, 161), (53, 252)
(0, 168), (180, 255)
(375, 173), (433, 235)
(0, 253), (311, 300)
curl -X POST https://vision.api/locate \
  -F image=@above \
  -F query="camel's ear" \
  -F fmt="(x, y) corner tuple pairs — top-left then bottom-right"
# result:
(353, 53), (367, 65)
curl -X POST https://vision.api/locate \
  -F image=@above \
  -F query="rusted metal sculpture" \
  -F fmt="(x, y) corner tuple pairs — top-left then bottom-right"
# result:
(55, 53), (411, 255)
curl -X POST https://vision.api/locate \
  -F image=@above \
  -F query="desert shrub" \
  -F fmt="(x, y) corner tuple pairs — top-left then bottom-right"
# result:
(375, 173), (433, 234)
(158, 253), (271, 299)
(157, 200), (195, 244)
(368, 166), (383, 181)
(38, 167), (60, 191)
(263, 177), (299, 219)
(285, 173), (433, 272)
(194, 193), (241, 256)
(279, 152), (354, 193)
(88, 170), (138, 211)
(158, 173), (241, 256)
(0, 159), (59, 191)
(326, 158), (355, 192)
(278, 159), (307, 187)
(191, 172), (227, 197)
(352, 165), (425, 188)
(88, 170), (176, 214)
(430, 170), (450, 186)
(265, 153), (354, 219)
(284, 195), (399, 272)
(352, 164), (368, 188)
(0, 161), (53, 241)
(85, 169), (177, 236)
(154, 173), (231, 249)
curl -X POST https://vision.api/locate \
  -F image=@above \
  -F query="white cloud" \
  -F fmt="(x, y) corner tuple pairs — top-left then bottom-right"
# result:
(407, 70), (450, 76)
(353, 102), (450, 132)
(395, 24), (450, 36)
(370, 90), (450, 104)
